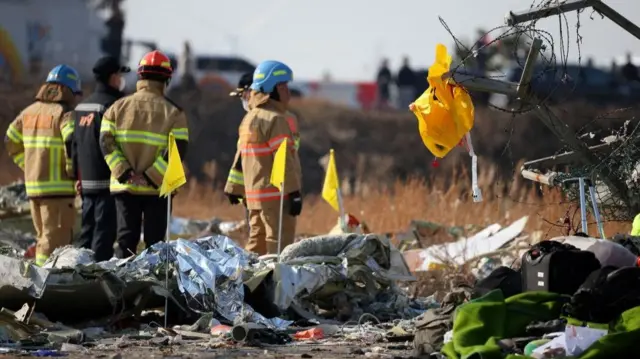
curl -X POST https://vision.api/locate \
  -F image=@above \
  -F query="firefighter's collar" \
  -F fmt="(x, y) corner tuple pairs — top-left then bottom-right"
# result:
(35, 83), (75, 106)
(249, 91), (288, 112)
(136, 80), (166, 94)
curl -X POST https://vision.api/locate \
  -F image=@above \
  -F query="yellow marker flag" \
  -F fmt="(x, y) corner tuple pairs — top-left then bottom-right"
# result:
(270, 138), (288, 191)
(322, 149), (340, 212)
(159, 133), (186, 197)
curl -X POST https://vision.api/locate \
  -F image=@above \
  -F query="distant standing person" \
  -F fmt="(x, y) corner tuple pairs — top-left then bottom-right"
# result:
(622, 53), (639, 81)
(71, 56), (130, 262)
(396, 56), (415, 110)
(621, 53), (639, 96)
(376, 59), (392, 109)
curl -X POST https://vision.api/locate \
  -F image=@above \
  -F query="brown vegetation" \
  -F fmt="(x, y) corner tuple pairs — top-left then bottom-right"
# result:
(173, 169), (631, 238)
(0, 85), (634, 237)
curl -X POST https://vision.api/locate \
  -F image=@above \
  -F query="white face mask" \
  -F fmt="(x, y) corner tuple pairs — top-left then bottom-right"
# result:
(241, 98), (249, 112)
(118, 77), (126, 92)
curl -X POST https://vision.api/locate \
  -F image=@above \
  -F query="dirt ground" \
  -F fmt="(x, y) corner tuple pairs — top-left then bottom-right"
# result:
(56, 342), (413, 359)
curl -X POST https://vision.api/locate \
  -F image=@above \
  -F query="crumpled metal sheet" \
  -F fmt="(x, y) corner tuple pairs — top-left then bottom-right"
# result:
(1, 232), (421, 326)
(0, 255), (49, 298)
(271, 258), (349, 310)
(268, 234), (416, 311)
(42, 246), (95, 269)
(105, 235), (291, 329)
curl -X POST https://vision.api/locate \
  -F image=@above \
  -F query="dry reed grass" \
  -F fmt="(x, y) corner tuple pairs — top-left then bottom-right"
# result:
(0, 151), (631, 239)
(172, 163), (633, 239)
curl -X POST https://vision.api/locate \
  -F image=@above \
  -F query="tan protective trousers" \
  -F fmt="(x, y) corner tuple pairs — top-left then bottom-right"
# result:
(245, 206), (296, 256)
(30, 198), (76, 266)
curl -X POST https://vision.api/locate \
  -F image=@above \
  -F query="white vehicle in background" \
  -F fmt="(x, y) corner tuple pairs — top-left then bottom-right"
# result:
(124, 53), (258, 93)
(184, 55), (256, 93)
(122, 47), (304, 97)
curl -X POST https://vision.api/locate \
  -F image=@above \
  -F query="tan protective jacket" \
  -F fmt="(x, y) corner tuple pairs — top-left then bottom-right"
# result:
(99, 80), (189, 195)
(237, 92), (302, 210)
(224, 109), (301, 198)
(5, 84), (76, 198)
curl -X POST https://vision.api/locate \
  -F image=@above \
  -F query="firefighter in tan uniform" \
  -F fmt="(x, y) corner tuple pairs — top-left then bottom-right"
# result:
(224, 72), (302, 204)
(235, 60), (302, 255)
(99, 50), (189, 258)
(5, 65), (83, 266)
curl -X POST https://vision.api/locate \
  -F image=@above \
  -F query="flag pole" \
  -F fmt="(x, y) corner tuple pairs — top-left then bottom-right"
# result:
(164, 193), (171, 328)
(337, 187), (346, 232)
(277, 182), (284, 259)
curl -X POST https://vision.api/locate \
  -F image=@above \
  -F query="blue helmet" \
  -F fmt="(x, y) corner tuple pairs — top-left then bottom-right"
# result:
(46, 65), (82, 94)
(250, 60), (293, 93)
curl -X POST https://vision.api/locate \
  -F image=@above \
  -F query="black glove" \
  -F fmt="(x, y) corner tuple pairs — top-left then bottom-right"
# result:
(288, 191), (303, 216)
(225, 193), (243, 205)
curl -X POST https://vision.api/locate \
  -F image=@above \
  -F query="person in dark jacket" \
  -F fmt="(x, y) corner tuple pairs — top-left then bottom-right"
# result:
(396, 56), (416, 109)
(376, 58), (392, 109)
(71, 56), (129, 261)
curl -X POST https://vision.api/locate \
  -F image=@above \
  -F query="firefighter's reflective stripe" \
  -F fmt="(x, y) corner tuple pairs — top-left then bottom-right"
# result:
(227, 169), (244, 185)
(13, 153), (25, 169)
(60, 120), (74, 141)
(81, 179), (110, 190)
(241, 143), (273, 156)
(267, 134), (294, 151)
(115, 130), (167, 146)
(100, 119), (130, 171)
(171, 127), (189, 141)
(35, 253), (48, 266)
(49, 148), (61, 181)
(145, 154), (168, 186)
(6, 123), (23, 143)
(245, 187), (289, 203)
(109, 179), (160, 194)
(241, 135), (295, 157)
(6, 124), (25, 169)
(24, 181), (74, 197)
(104, 151), (127, 169)
(23, 136), (64, 148)
(101, 118), (116, 133)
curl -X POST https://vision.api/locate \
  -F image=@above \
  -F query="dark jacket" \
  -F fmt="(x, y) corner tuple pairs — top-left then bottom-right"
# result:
(71, 82), (125, 195)
(397, 65), (415, 87)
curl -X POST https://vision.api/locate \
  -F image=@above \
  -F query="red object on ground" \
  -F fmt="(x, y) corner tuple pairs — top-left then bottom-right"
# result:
(432, 158), (440, 168)
(346, 214), (360, 228)
(210, 324), (232, 336)
(636, 256), (640, 267)
(24, 243), (36, 259)
(293, 327), (324, 340)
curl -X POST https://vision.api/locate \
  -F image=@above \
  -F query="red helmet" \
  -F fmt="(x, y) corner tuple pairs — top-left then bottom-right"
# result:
(137, 50), (173, 77)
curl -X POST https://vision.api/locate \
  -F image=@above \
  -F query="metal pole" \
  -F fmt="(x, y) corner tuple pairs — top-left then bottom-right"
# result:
(443, 71), (519, 96)
(244, 205), (251, 238)
(517, 38), (543, 99)
(506, 0), (640, 41)
(578, 178), (588, 234)
(591, 1), (640, 41)
(277, 182), (284, 259)
(505, 0), (590, 26)
(337, 188), (346, 232)
(588, 185), (606, 239)
(164, 194), (171, 328)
